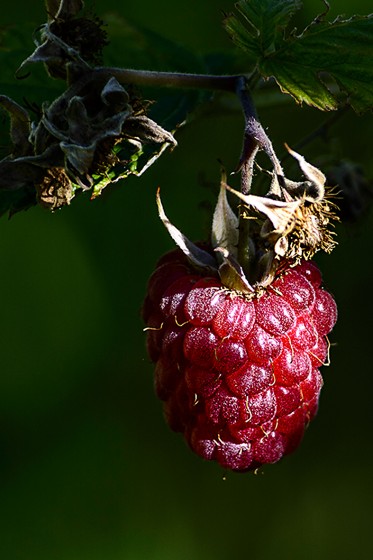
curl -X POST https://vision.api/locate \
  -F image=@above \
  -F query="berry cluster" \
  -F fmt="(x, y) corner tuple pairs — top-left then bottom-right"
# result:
(143, 248), (337, 471)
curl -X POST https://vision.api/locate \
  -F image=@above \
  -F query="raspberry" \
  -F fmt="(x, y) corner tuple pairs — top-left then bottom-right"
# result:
(144, 145), (338, 471)
(143, 248), (337, 472)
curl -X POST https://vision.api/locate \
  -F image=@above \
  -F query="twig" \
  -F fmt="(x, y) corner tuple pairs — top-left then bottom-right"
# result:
(94, 67), (247, 93)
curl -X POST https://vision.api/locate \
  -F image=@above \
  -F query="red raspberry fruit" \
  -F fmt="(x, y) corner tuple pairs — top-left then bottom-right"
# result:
(143, 249), (337, 472)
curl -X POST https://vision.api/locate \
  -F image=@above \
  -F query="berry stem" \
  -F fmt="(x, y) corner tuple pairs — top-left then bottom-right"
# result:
(235, 81), (261, 280)
(234, 79), (268, 282)
(236, 77), (283, 181)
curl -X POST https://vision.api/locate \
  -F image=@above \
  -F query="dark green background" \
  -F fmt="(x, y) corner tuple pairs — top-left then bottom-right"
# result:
(0, 1), (372, 559)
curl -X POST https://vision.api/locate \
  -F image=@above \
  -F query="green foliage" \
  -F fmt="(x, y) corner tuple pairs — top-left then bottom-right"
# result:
(264, 15), (373, 112)
(224, 0), (301, 63)
(225, 0), (373, 113)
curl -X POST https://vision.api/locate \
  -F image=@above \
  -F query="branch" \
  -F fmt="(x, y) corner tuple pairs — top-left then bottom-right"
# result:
(94, 67), (247, 93)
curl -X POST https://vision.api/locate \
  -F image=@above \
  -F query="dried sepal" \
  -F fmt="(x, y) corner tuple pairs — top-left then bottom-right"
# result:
(156, 189), (218, 273)
(0, 69), (176, 212)
(46, 0), (83, 20)
(0, 0), (179, 216)
(59, 142), (97, 176)
(17, 25), (89, 80)
(37, 72), (176, 187)
(211, 178), (239, 260)
(45, 0), (64, 20)
(101, 77), (130, 109)
(268, 148), (326, 203)
(123, 115), (177, 147)
(37, 76), (131, 176)
(18, 0), (107, 79)
(225, 159), (338, 265)
(267, 171), (283, 197)
(225, 185), (302, 233)
(215, 247), (255, 294)
(283, 144), (326, 202)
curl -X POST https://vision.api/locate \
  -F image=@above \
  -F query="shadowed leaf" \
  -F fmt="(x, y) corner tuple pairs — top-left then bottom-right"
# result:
(225, 1), (373, 113)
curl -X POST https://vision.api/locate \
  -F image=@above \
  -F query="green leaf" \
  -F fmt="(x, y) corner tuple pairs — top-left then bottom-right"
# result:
(261, 15), (373, 113)
(224, 0), (301, 62)
(225, 1), (373, 113)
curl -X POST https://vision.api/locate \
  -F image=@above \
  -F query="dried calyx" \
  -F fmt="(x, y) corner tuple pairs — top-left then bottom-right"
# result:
(0, 0), (176, 213)
(158, 142), (338, 295)
(17, 0), (109, 80)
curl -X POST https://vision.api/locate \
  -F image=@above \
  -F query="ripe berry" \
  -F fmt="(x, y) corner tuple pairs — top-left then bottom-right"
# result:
(144, 147), (338, 471)
(143, 249), (337, 471)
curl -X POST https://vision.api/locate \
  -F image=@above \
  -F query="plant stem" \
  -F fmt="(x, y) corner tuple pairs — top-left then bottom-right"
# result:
(236, 77), (283, 181)
(95, 67), (246, 92)
(234, 77), (286, 282)
(234, 78), (260, 277)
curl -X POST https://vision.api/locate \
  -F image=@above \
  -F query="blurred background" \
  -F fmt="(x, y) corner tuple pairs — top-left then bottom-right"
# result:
(0, 1), (372, 559)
